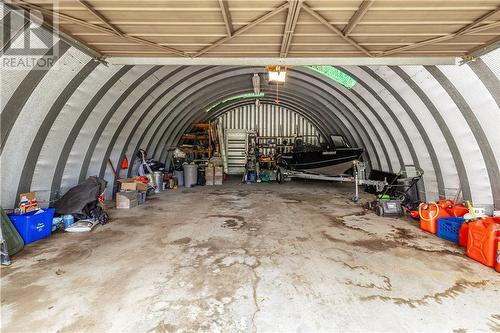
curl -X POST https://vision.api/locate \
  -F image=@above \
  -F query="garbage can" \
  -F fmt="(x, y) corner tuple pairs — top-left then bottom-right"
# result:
(183, 164), (198, 187)
(174, 170), (184, 187)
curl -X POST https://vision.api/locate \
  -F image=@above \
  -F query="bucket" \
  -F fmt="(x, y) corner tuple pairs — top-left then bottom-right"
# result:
(183, 164), (198, 187)
(63, 215), (74, 229)
(153, 171), (164, 192)
(174, 170), (184, 187)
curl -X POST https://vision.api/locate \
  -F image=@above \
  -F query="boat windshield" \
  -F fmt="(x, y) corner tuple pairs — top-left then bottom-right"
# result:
(330, 135), (350, 148)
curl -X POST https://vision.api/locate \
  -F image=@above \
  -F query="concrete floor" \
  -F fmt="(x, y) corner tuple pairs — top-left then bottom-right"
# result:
(2, 179), (499, 332)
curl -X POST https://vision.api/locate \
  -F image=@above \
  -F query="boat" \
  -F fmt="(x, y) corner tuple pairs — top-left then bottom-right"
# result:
(277, 135), (363, 176)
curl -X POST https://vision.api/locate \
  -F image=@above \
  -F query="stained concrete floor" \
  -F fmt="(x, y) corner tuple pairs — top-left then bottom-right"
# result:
(2, 179), (500, 333)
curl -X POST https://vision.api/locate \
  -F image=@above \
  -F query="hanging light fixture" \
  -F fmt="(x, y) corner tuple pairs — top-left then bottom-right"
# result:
(266, 65), (286, 83)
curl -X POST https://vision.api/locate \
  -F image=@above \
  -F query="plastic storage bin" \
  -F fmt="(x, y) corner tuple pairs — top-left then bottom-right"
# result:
(466, 217), (500, 267)
(437, 217), (465, 243)
(7, 208), (54, 245)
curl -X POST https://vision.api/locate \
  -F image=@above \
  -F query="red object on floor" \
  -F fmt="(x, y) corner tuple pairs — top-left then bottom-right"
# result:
(448, 202), (469, 217)
(120, 155), (129, 170)
(466, 217), (500, 267)
(409, 210), (419, 219)
(458, 222), (469, 247)
(495, 236), (500, 273)
(419, 202), (450, 234)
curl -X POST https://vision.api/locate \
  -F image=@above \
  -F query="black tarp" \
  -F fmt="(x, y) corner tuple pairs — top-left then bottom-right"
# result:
(52, 176), (107, 217)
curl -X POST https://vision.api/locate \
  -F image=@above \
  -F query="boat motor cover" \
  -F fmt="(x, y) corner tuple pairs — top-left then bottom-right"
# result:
(52, 176), (107, 216)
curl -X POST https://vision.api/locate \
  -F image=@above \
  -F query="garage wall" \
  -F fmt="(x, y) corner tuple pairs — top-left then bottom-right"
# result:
(218, 104), (320, 140)
(1, 18), (499, 212)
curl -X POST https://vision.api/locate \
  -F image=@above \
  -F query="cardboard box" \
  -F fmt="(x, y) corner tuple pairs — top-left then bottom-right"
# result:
(205, 165), (214, 186)
(119, 179), (148, 192)
(19, 192), (39, 213)
(214, 166), (223, 185)
(214, 166), (223, 177)
(116, 191), (138, 209)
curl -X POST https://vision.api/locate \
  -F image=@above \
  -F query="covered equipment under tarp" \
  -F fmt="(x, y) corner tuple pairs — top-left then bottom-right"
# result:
(52, 177), (108, 223)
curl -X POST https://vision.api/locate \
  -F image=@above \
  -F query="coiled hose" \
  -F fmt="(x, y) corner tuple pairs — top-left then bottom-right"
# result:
(418, 202), (440, 221)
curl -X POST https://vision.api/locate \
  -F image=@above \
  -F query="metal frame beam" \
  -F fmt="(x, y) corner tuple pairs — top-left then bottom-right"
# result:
(218, 0), (234, 37)
(342, 0), (375, 36)
(77, 0), (123, 37)
(13, 0), (187, 57)
(108, 56), (456, 66)
(463, 35), (500, 61)
(194, 2), (289, 57)
(455, 4), (500, 35)
(280, 0), (302, 58)
(5, 2), (104, 59)
(301, 2), (372, 57)
(381, 4), (500, 56)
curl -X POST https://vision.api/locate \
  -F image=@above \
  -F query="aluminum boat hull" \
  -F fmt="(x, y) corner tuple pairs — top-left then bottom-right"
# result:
(281, 148), (363, 176)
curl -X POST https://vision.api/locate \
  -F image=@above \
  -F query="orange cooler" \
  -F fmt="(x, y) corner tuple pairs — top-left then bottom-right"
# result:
(466, 218), (500, 267)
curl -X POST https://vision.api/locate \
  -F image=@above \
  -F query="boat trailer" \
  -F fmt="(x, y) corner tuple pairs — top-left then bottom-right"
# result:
(279, 161), (388, 202)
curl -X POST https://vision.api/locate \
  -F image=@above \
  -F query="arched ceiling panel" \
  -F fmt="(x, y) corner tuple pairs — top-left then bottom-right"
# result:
(293, 68), (391, 171)
(1, 31), (499, 212)
(32, 62), (124, 204)
(55, 66), (132, 197)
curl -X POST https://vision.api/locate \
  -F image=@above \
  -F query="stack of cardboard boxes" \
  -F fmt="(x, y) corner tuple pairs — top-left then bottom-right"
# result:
(205, 164), (223, 186)
(116, 179), (148, 209)
(214, 166), (223, 185)
(205, 164), (214, 186)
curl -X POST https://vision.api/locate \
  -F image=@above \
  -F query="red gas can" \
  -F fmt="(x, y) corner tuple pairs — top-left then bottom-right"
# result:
(448, 202), (469, 217)
(458, 222), (469, 247)
(495, 235), (500, 273)
(466, 217), (500, 267)
(419, 202), (451, 234)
